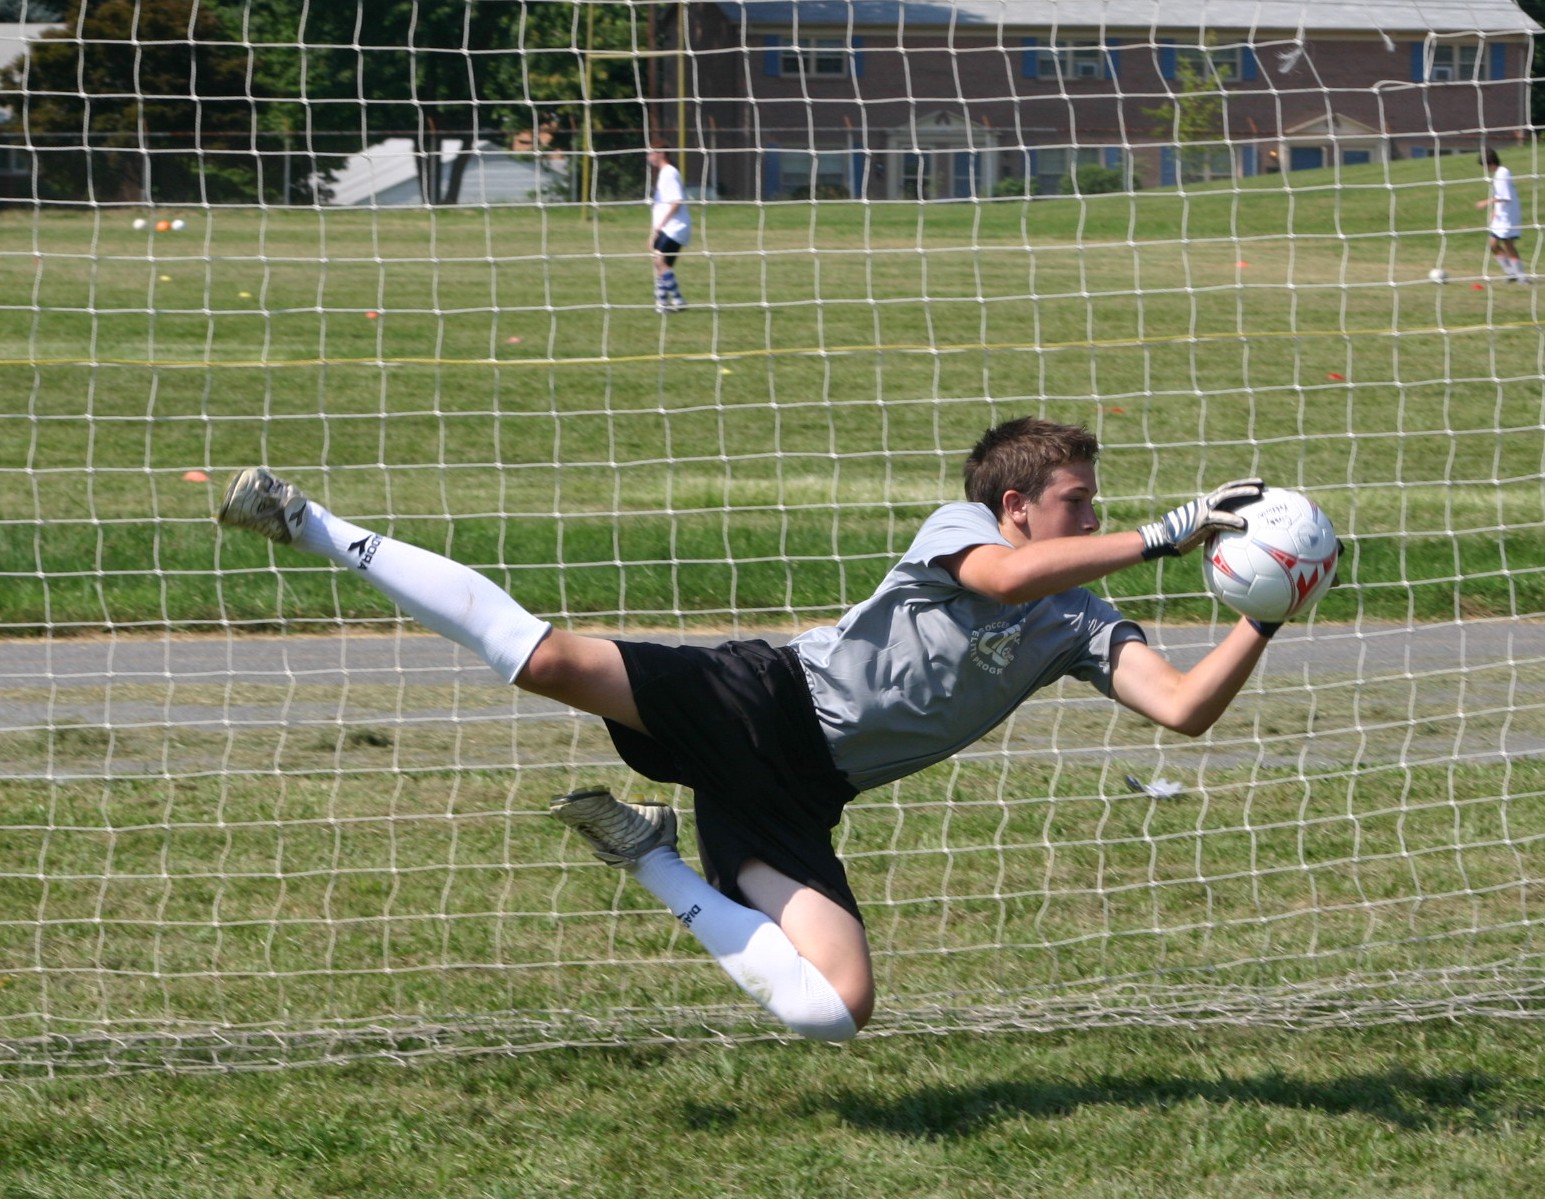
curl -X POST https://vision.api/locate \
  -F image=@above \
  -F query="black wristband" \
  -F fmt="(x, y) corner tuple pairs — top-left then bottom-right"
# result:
(1247, 618), (1282, 639)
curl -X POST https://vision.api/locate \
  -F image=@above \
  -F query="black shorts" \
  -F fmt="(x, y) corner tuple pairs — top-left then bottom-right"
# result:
(603, 638), (862, 921)
(652, 232), (683, 266)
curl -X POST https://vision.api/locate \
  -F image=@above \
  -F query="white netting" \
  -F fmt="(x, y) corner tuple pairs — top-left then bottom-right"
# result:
(0, 1), (1541, 1076)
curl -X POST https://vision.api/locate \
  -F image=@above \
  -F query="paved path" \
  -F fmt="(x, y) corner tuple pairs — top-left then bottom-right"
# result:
(4, 620), (1544, 774)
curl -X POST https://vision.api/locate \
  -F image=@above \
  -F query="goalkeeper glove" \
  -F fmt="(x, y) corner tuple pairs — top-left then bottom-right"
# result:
(1138, 478), (1265, 560)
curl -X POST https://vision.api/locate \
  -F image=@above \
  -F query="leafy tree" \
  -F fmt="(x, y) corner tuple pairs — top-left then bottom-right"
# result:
(243, 0), (648, 205)
(1517, 0), (1545, 127)
(1, 0), (651, 206)
(1147, 50), (1229, 184)
(0, 0), (65, 19)
(0, 0), (262, 203)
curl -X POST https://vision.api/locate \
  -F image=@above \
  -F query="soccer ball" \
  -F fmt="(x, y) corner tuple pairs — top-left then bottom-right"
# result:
(171, 219), (186, 231)
(1428, 267), (1449, 284)
(1202, 488), (1340, 623)
(131, 217), (146, 230)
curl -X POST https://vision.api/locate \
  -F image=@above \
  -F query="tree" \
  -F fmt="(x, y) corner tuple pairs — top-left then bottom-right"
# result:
(0, 0), (263, 203)
(1517, 0), (1545, 127)
(244, 0), (648, 206)
(0, 0), (65, 19)
(0, 0), (651, 207)
(1147, 50), (1230, 184)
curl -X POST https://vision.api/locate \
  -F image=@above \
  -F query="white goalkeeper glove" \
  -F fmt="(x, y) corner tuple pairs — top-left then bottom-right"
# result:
(1138, 478), (1265, 560)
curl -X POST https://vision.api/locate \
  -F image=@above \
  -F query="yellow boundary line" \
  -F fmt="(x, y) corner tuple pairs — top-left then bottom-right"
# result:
(2, 316), (1541, 372)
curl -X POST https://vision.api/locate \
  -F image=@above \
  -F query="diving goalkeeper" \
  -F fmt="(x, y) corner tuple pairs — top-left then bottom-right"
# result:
(216, 417), (1276, 1041)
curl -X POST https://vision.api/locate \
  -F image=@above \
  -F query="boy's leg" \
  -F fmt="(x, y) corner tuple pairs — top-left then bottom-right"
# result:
(653, 261), (671, 310)
(1504, 239), (1528, 280)
(737, 859), (874, 1028)
(1491, 236), (1526, 280)
(217, 469), (642, 728)
(632, 849), (866, 1041)
(552, 789), (868, 1041)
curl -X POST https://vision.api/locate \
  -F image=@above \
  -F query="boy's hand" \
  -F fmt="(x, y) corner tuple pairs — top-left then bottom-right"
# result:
(1138, 478), (1265, 559)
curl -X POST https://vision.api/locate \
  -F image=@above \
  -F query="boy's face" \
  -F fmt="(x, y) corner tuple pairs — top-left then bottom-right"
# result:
(1012, 461), (1101, 540)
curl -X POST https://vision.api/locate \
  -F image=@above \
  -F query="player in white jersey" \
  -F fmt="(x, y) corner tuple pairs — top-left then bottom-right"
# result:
(647, 140), (691, 312)
(216, 419), (1282, 1041)
(1477, 148), (1527, 283)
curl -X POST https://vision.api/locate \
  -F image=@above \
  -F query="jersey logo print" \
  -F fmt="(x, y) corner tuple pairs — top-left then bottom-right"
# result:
(969, 619), (1025, 675)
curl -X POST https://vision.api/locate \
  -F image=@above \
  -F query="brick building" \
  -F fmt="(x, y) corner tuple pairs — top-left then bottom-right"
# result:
(670, 0), (1540, 199)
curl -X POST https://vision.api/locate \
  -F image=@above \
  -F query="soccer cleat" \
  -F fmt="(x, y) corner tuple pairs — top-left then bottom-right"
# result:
(216, 467), (310, 545)
(669, 295), (688, 311)
(549, 787), (677, 866)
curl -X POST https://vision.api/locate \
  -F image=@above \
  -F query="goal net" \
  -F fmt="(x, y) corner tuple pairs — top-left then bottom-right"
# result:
(1, 0), (1542, 1076)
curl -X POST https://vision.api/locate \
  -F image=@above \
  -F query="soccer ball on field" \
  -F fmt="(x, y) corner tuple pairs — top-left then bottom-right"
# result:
(1428, 267), (1449, 284)
(1202, 488), (1340, 623)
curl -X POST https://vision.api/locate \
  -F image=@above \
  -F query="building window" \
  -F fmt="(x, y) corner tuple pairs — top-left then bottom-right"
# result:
(1427, 43), (1481, 81)
(1040, 41), (1111, 81)
(778, 150), (850, 199)
(1176, 45), (1242, 83)
(779, 38), (850, 78)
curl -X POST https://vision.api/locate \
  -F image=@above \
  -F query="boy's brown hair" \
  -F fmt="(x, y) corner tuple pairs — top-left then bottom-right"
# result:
(963, 417), (1100, 516)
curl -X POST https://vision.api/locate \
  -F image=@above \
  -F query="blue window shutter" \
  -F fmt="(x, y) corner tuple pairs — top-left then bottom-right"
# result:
(1242, 47), (1258, 81)
(764, 34), (782, 77)
(1242, 144), (1257, 175)
(1159, 42), (1176, 80)
(1107, 40), (1121, 79)
(852, 34), (864, 77)
(1104, 146), (1120, 168)
(1161, 146), (1175, 187)
(1411, 42), (1425, 82)
(764, 146), (782, 198)
(852, 150), (866, 198)
(1490, 42), (1507, 80)
(1022, 36), (1039, 78)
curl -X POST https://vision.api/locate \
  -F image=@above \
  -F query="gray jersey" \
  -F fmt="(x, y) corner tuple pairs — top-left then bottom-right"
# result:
(789, 501), (1145, 791)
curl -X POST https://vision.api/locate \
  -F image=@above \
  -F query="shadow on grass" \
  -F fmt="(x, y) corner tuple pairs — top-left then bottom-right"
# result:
(823, 1068), (1539, 1138)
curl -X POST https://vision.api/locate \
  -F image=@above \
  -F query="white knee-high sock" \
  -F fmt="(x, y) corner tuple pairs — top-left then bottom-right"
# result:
(290, 502), (550, 684)
(631, 846), (859, 1042)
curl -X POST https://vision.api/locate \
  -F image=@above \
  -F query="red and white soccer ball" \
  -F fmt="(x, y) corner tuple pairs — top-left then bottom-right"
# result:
(1202, 488), (1339, 623)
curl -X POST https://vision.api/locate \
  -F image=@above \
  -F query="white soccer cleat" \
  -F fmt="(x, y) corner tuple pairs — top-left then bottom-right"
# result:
(216, 467), (310, 545)
(549, 788), (677, 866)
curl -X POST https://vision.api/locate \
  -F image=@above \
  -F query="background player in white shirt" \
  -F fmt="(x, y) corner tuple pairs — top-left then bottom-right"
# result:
(647, 140), (691, 312)
(218, 420), (1285, 1042)
(1477, 147), (1527, 283)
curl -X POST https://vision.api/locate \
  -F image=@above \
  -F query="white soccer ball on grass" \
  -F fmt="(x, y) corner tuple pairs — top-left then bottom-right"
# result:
(1428, 267), (1449, 284)
(1202, 488), (1340, 624)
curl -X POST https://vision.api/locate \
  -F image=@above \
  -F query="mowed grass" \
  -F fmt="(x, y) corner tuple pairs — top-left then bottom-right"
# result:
(2, 152), (1544, 628)
(0, 154), (1543, 1193)
(2, 1022), (1544, 1199)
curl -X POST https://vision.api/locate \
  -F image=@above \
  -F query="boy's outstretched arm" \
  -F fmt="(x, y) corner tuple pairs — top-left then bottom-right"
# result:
(951, 477), (1264, 604)
(1107, 619), (1271, 737)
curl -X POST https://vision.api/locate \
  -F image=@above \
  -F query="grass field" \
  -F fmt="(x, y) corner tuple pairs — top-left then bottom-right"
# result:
(2, 1023), (1543, 1198)
(1, 152), (1543, 1194)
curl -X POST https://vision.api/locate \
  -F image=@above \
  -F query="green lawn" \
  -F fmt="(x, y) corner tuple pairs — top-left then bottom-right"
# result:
(3, 153), (1543, 628)
(0, 155), (1542, 1190)
(2, 1023), (1543, 1198)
